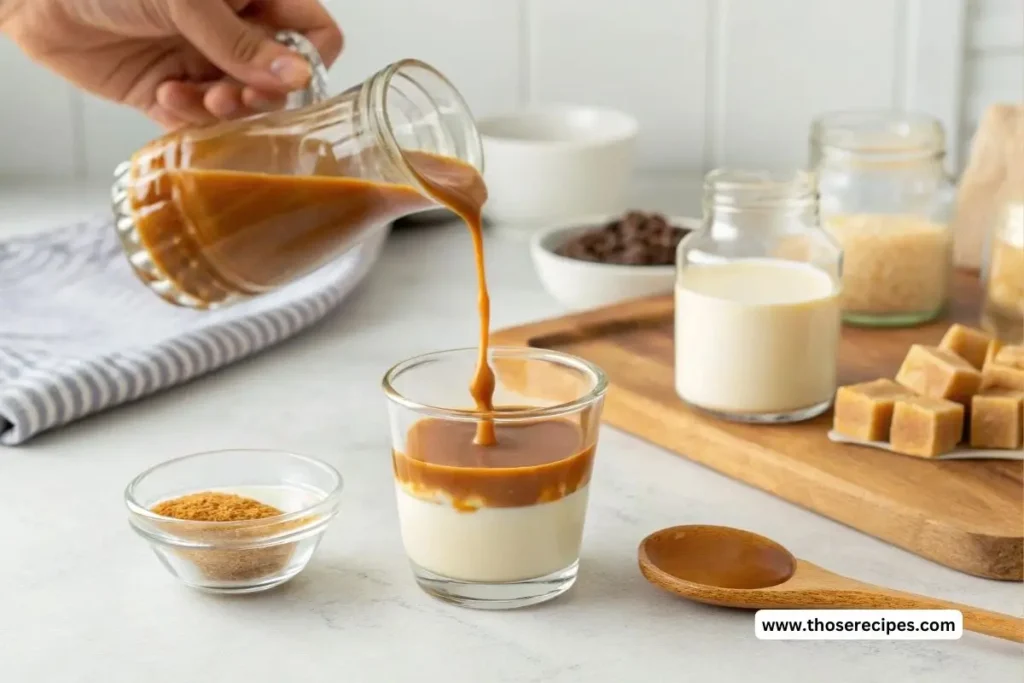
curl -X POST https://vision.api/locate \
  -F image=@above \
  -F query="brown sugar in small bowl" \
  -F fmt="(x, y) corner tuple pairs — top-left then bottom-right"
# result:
(125, 449), (343, 594)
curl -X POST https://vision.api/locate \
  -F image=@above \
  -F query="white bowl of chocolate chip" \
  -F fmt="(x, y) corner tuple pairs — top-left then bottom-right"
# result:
(530, 211), (700, 311)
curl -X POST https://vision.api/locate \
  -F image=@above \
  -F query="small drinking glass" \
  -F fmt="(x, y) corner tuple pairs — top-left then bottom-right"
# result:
(382, 346), (607, 609)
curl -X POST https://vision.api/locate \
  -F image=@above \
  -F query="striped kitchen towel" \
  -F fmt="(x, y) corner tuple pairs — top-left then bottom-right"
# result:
(0, 217), (389, 446)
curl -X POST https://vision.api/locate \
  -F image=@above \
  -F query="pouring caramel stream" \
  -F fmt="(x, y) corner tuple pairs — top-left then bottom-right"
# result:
(128, 139), (496, 445)
(405, 153), (496, 446)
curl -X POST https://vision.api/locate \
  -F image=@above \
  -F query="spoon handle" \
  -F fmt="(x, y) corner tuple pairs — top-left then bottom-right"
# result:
(871, 589), (1024, 643)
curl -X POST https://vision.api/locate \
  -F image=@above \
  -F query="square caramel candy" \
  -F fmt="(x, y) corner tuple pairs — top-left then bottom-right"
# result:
(995, 345), (1024, 369)
(833, 379), (914, 441)
(969, 389), (1024, 449)
(982, 345), (1024, 391)
(938, 324), (992, 370)
(890, 396), (965, 458)
(982, 339), (1003, 371)
(895, 345), (983, 405)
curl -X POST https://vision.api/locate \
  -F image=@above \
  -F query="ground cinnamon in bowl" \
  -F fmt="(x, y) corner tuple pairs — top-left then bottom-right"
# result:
(126, 449), (343, 593)
(153, 491), (309, 582)
(153, 492), (284, 521)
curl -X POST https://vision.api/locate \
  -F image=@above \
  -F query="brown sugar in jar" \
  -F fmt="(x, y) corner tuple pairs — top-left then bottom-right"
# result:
(812, 111), (956, 327)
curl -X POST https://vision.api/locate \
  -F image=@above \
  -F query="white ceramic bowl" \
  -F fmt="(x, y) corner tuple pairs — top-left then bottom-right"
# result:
(530, 215), (701, 311)
(477, 106), (639, 227)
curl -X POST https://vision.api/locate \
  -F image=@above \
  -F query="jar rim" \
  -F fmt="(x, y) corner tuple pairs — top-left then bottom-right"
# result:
(703, 169), (818, 213)
(381, 346), (608, 422)
(811, 109), (945, 156)
(367, 58), (485, 194)
(704, 168), (816, 190)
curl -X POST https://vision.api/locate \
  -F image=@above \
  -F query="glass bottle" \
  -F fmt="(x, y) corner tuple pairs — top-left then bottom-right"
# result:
(982, 199), (1024, 343)
(810, 110), (956, 327)
(111, 32), (484, 309)
(674, 170), (843, 423)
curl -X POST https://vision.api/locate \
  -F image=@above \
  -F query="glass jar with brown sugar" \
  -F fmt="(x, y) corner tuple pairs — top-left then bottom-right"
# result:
(112, 32), (484, 309)
(810, 110), (956, 327)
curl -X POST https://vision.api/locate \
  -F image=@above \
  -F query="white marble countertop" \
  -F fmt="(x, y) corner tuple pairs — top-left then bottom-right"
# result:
(0, 178), (1021, 683)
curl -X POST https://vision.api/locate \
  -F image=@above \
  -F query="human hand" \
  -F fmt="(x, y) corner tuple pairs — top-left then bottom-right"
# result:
(0, 0), (342, 129)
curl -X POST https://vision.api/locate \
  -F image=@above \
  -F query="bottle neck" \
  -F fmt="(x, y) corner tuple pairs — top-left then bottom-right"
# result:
(361, 59), (485, 191)
(703, 169), (820, 235)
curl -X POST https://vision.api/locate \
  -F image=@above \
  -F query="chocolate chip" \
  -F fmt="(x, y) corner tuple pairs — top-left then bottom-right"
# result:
(554, 211), (693, 266)
(619, 244), (648, 265)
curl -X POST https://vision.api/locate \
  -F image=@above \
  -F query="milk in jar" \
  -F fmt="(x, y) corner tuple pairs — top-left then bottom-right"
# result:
(674, 169), (843, 423)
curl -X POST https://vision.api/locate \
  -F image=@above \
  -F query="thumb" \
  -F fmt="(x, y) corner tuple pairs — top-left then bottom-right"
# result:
(169, 0), (311, 91)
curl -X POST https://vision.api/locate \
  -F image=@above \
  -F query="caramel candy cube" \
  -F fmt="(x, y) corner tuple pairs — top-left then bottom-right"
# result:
(982, 345), (1024, 391)
(982, 339), (1004, 370)
(895, 345), (983, 405)
(890, 397), (965, 458)
(994, 345), (1024, 369)
(938, 324), (992, 370)
(969, 389), (1024, 449)
(833, 379), (914, 441)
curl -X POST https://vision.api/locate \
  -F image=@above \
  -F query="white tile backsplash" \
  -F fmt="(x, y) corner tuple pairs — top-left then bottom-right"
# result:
(712, 0), (902, 171)
(80, 95), (161, 180)
(0, 40), (78, 177)
(323, 0), (522, 118)
(960, 0), (1023, 163)
(903, 0), (969, 172)
(0, 0), (1007, 180)
(529, 0), (708, 170)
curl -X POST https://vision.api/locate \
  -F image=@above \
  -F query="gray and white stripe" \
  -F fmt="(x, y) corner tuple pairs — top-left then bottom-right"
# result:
(0, 217), (389, 446)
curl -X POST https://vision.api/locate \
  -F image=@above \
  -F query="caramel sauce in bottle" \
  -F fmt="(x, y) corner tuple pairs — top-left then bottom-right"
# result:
(118, 57), (511, 451)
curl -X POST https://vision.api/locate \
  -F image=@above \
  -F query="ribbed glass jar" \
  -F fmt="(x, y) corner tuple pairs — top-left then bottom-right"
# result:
(111, 33), (483, 309)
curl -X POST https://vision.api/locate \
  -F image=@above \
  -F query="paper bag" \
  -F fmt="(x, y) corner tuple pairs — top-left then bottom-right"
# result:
(951, 103), (1024, 270)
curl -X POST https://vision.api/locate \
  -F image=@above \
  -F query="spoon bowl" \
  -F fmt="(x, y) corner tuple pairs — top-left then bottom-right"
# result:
(639, 524), (1024, 642)
(641, 524), (796, 591)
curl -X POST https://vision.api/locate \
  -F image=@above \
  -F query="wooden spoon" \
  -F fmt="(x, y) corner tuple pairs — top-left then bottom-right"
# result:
(638, 525), (1023, 642)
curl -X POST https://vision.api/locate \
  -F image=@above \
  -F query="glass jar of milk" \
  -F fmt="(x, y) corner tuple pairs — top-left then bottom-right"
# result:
(674, 170), (843, 423)
(810, 111), (955, 327)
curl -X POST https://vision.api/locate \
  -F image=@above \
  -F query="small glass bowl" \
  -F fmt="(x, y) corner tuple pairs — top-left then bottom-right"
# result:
(125, 449), (343, 594)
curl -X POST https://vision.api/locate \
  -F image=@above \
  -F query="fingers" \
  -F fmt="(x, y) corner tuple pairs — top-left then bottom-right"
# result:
(152, 0), (343, 131)
(242, 86), (288, 112)
(203, 82), (246, 118)
(148, 105), (190, 132)
(155, 78), (290, 128)
(155, 82), (218, 127)
(168, 0), (312, 93)
(250, 0), (344, 67)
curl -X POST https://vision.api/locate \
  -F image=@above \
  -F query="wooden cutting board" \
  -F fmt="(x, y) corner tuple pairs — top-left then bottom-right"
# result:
(493, 271), (1023, 581)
